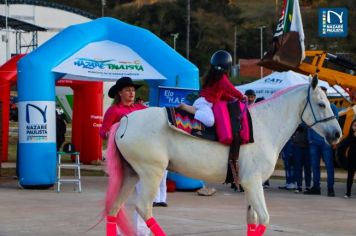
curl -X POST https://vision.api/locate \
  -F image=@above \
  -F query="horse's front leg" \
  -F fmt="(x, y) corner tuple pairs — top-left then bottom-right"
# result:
(242, 178), (269, 236)
(246, 204), (258, 235)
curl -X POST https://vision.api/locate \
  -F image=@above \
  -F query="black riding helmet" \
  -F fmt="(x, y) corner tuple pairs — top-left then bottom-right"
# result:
(210, 50), (232, 72)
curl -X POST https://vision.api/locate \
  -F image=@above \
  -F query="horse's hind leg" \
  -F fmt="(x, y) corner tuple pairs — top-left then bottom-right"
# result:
(135, 168), (167, 236)
(242, 179), (269, 236)
(108, 161), (139, 235)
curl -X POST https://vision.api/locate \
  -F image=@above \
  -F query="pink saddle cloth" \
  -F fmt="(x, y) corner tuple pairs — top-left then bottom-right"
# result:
(213, 101), (252, 145)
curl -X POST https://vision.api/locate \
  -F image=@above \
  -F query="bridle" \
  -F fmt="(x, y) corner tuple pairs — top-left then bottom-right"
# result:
(301, 85), (336, 128)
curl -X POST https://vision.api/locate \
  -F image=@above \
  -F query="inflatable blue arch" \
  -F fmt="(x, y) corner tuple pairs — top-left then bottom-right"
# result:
(17, 17), (199, 187)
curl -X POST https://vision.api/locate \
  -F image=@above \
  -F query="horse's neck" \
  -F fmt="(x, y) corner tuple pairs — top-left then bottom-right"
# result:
(251, 85), (306, 153)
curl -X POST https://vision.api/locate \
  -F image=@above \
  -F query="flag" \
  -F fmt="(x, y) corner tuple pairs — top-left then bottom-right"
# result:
(290, 0), (305, 61)
(258, 0), (305, 71)
(274, 0), (305, 61)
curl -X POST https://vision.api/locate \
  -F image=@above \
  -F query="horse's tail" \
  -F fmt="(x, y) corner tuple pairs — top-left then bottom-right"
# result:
(105, 122), (134, 235)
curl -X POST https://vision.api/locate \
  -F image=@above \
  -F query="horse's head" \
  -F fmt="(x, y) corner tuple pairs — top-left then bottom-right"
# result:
(301, 75), (342, 144)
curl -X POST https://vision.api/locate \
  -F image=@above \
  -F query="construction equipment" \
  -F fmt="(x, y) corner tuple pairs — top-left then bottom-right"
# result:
(296, 50), (356, 137)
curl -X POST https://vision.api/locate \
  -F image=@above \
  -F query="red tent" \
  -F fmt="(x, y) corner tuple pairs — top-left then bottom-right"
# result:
(0, 55), (103, 164)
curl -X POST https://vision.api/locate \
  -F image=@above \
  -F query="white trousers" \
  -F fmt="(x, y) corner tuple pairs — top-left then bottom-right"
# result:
(154, 170), (168, 203)
(134, 171), (168, 236)
(193, 97), (214, 127)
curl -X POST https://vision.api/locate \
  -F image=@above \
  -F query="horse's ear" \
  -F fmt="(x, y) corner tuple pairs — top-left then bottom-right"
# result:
(311, 74), (318, 90)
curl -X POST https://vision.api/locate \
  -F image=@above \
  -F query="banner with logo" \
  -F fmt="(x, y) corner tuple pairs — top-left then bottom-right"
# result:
(18, 101), (56, 143)
(319, 8), (348, 38)
(52, 40), (166, 81)
(158, 87), (199, 107)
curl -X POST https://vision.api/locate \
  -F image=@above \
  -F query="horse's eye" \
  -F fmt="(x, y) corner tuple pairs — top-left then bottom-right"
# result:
(318, 103), (326, 108)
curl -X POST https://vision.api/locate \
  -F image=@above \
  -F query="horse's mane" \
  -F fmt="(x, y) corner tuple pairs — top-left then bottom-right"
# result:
(251, 83), (307, 107)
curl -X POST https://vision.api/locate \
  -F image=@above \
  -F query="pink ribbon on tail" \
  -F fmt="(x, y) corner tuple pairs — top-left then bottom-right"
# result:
(247, 224), (266, 236)
(146, 217), (166, 236)
(106, 216), (117, 236)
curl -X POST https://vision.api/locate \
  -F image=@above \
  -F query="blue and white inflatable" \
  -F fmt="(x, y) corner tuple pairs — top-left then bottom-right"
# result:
(17, 17), (199, 187)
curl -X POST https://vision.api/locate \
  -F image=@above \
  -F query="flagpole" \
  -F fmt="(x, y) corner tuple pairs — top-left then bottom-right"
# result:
(258, 26), (266, 78)
(5, 0), (10, 60)
(101, 0), (106, 17)
(186, 0), (190, 60)
(233, 25), (237, 66)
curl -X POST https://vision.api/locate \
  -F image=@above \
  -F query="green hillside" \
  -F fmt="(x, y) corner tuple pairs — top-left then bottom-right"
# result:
(45, 0), (354, 74)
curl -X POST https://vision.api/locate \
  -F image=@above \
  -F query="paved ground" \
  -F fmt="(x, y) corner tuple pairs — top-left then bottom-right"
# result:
(0, 174), (355, 236)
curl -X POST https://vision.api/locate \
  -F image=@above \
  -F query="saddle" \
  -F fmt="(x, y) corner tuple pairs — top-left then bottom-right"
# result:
(166, 102), (253, 144)
(166, 102), (254, 190)
(166, 107), (218, 141)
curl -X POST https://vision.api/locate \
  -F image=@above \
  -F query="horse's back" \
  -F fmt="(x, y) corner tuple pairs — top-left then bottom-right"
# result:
(116, 107), (167, 142)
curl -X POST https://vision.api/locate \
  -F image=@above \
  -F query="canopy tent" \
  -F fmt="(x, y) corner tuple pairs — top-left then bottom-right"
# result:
(236, 70), (348, 99)
(0, 54), (26, 162)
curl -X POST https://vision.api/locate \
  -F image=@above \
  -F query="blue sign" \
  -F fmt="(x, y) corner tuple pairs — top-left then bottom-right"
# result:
(158, 86), (199, 107)
(319, 8), (348, 38)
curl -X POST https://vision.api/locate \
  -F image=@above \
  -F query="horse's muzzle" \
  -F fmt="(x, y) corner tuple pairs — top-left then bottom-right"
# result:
(326, 130), (342, 145)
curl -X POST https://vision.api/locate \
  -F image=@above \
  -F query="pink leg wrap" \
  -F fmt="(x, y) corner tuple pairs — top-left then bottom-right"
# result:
(247, 224), (256, 236)
(106, 216), (117, 236)
(146, 217), (166, 236)
(256, 224), (266, 235)
(247, 224), (266, 236)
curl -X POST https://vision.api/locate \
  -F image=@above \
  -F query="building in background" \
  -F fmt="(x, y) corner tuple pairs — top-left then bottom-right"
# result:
(0, 1), (95, 64)
(0, 1), (120, 117)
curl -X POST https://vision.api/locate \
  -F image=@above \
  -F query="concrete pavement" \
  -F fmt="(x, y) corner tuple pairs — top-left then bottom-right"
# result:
(0, 174), (355, 236)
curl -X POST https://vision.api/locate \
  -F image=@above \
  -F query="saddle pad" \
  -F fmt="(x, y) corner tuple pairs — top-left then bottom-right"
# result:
(166, 107), (217, 141)
(213, 101), (233, 145)
(228, 101), (254, 144)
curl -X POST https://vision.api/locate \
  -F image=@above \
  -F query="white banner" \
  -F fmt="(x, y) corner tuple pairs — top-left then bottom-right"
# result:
(18, 101), (56, 143)
(52, 40), (166, 81)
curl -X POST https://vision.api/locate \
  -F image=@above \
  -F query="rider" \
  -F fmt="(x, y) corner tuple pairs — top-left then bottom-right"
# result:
(179, 50), (246, 127)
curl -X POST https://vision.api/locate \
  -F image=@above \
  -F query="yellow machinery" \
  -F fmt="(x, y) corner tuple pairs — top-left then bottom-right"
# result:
(296, 50), (356, 137)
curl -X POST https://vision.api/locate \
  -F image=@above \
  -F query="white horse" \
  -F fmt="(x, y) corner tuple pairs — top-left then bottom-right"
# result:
(104, 77), (341, 236)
